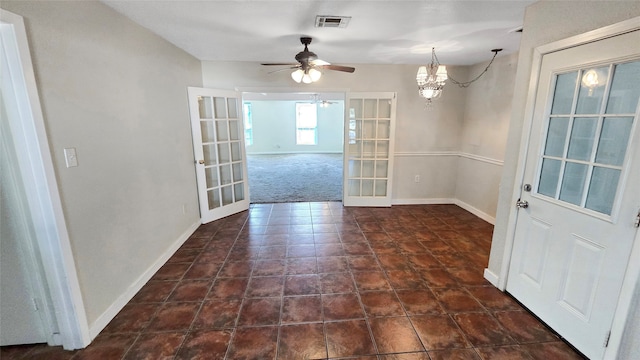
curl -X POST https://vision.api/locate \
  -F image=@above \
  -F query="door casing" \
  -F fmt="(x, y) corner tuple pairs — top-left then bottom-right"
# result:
(496, 16), (640, 360)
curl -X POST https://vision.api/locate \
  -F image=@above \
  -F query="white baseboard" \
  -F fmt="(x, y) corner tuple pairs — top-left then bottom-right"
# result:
(453, 199), (496, 225)
(88, 220), (201, 339)
(484, 268), (501, 288)
(391, 198), (456, 205)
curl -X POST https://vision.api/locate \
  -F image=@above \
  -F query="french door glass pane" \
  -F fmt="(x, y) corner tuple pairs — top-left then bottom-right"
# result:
(205, 167), (219, 188)
(232, 163), (243, 182)
(229, 120), (240, 140)
(213, 97), (227, 119)
(551, 71), (578, 115)
(377, 120), (390, 139)
(595, 117), (633, 166)
(575, 66), (609, 114)
(364, 99), (377, 118)
(375, 180), (387, 196)
(227, 98), (238, 118)
(378, 99), (392, 118)
(559, 162), (588, 205)
(350, 100), (362, 118)
(544, 118), (569, 157)
(203, 144), (217, 165)
(348, 180), (360, 196)
(217, 144), (230, 163)
(362, 160), (375, 177)
(362, 179), (374, 196)
(216, 121), (229, 141)
(585, 167), (620, 215)
(207, 189), (220, 210)
(221, 186), (233, 205)
(567, 117), (597, 161)
(606, 61), (640, 114)
(539, 158), (562, 197)
(231, 142), (242, 161)
(234, 183), (245, 201)
(375, 161), (388, 177)
(377, 141), (389, 158)
(198, 96), (213, 118)
(349, 160), (361, 177)
(362, 120), (376, 138)
(201, 121), (215, 142)
(363, 141), (375, 158)
(220, 165), (232, 185)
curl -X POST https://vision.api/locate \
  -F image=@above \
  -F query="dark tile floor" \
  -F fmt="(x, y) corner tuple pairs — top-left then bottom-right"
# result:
(1, 203), (586, 360)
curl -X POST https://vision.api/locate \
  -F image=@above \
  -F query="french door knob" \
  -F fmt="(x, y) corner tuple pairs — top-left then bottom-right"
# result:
(516, 199), (529, 209)
(198, 160), (205, 164)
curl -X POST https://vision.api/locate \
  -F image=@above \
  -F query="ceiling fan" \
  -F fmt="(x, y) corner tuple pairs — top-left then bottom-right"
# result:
(311, 94), (338, 107)
(262, 37), (355, 83)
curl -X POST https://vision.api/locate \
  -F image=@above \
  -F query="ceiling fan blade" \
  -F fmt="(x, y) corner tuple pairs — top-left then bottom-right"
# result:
(320, 64), (356, 73)
(267, 66), (299, 74)
(261, 63), (299, 66)
(311, 59), (330, 66)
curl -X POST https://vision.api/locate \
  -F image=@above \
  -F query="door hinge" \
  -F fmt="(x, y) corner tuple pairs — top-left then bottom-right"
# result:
(634, 209), (640, 228)
(604, 330), (611, 348)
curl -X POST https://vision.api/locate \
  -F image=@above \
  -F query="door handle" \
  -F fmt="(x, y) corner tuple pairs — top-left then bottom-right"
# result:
(198, 160), (205, 164)
(516, 199), (529, 209)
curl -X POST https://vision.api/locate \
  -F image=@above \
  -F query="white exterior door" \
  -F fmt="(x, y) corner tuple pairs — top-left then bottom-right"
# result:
(507, 30), (640, 359)
(187, 87), (250, 223)
(343, 92), (396, 207)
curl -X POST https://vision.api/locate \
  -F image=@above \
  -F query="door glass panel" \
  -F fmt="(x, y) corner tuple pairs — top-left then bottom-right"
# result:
(213, 97), (227, 119)
(207, 189), (220, 210)
(216, 121), (229, 141)
(217, 144), (230, 163)
(374, 180), (387, 196)
(538, 158), (561, 197)
(220, 165), (232, 185)
(348, 180), (360, 196)
(567, 117), (598, 161)
(585, 167), (620, 215)
(362, 179), (374, 196)
(232, 163), (243, 182)
(606, 61), (640, 114)
(234, 183), (245, 201)
(354, 120), (363, 139)
(376, 141), (389, 158)
(198, 96), (213, 118)
(377, 120), (390, 139)
(551, 71), (578, 115)
(362, 160), (374, 177)
(349, 141), (361, 157)
(595, 117), (633, 166)
(575, 66), (609, 114)
(362, 120), (376, 138)
(221, 186), (233, 205)
(227, 98), (238, 118)
(230, 142), (242, 161)
(363, 141), (375, 158)
(203, 144), (217, 165)
(544, 118), (570, 157)
(348, 160), (361, 177)
(364, 99), (377, 118)
(378, 99), (391, 118)
(205, 167), (219, 188)
(350, 100), (362, 119)
(559, 162), (588, 206)
(229, 120), (240, 140)
(200, 121), (215, 142)
(375, 161), (388, 178)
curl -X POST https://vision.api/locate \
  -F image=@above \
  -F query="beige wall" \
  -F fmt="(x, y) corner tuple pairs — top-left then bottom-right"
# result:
(488, 1), (640, 358)
(0, 0), (203, 333)
(456, 52), (518, 219)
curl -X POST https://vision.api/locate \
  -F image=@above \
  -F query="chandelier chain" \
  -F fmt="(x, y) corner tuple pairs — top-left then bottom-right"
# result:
(447, 50), (501, 88)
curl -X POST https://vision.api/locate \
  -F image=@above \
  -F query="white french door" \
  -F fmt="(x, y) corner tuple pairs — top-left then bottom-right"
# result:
(187, 87), (250, 223)
(507, 30), (640, 359)
(343, 92), (396, 207)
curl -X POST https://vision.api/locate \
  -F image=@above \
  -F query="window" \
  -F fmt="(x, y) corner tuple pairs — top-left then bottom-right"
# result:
(296, 103), (317, 145)
(242, 102), (253, 146)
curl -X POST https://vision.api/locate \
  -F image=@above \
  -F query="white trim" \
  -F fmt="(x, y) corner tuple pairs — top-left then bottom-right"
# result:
(0, 9), (90, 349)
(391, 198), (456, 205)
(483, 268), (500, 287)
(453, 199), (496, 224)
(496, 16), (640, 360)
(394, 151), (504, 166)
(88, 221), (200, 338)
(246, 151), (343, 155)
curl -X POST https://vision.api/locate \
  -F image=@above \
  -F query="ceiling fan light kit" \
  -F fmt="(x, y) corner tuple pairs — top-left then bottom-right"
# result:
(417, 47), (502, 106)
(262, 37), (356, 84)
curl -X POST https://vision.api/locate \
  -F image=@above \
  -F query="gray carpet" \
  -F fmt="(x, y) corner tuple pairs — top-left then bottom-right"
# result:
(247, 153), (343, 203)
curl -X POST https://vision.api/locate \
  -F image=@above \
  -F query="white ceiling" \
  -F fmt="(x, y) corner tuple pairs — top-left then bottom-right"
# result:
(102, 0), (533, 66)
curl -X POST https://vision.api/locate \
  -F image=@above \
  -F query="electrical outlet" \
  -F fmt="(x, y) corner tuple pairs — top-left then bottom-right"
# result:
(414, 175), (420, 183)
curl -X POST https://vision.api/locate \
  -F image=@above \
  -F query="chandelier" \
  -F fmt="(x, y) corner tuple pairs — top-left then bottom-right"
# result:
(291, 68), (322, 84)
(417, 47), (502, 106)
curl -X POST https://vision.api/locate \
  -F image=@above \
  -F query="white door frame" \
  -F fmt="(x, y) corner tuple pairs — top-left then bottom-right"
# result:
(1, 9), (90, 350)
(497, 16), (640, 359)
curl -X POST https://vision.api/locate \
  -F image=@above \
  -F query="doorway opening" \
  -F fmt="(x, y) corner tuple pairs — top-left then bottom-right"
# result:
(242, 92), (345, 203)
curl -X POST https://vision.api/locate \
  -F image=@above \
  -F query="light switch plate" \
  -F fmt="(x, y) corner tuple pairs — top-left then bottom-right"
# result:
(64, 148), (78, 168)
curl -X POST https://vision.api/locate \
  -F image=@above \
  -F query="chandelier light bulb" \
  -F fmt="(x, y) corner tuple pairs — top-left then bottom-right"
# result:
(291, 69), (304, 83)
(309, 68), (322, 82)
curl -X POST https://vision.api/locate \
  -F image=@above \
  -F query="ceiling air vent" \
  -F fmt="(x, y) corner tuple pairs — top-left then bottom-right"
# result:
(315, 16), (351, 28)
